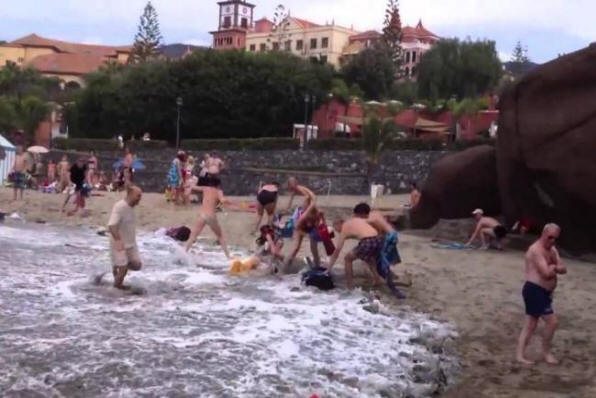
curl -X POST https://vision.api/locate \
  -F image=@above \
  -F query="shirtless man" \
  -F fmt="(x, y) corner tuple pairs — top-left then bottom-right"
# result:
(326, 214), (385, 289)
(286, 177), (316, 211)
(465, 209), (508, 250)
(206, 153), (224, 175)
(353, 203), (406, 298)
(281, 193), (324, 273)
(97, 185), (143, 290)
(516, 224), (566, 365)
(185, 182), (231, 258)
(57, 155), (70, 193)
(11, 147), (28, 200)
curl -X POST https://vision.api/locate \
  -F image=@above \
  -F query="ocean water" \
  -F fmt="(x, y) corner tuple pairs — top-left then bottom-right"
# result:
(0, 222), (457, 398)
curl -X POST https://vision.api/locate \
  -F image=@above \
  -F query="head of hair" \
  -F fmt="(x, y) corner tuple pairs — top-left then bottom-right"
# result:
(126, 184), (142, 195)
(542, 223), (561, 235)
(176, 151), (187, 162)
(272, 181), (280, 187)
(410, 181), (417, 189)
(353, 202), (371, 216)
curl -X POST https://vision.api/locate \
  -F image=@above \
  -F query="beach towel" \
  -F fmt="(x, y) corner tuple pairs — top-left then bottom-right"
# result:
(431, 242), (471, 250)
(167, 161), (180, 188)
(376, 232), (401, 279)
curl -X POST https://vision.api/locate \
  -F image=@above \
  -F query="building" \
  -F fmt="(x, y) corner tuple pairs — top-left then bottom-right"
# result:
(0, 34), (132, 87)
(210, 1), (439, 72)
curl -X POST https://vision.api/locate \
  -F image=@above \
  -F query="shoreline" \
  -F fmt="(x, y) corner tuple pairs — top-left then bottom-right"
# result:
(2, 188), (596, 397)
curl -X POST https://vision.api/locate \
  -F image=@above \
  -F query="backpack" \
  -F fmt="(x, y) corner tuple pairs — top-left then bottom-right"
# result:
(301, 267), (335, 291)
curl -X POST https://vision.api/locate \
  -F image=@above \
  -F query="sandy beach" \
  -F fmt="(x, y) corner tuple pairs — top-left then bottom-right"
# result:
(2, 187), (596, 397)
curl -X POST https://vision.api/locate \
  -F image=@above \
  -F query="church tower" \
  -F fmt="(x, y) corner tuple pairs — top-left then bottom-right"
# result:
(211, 0), (255, 50)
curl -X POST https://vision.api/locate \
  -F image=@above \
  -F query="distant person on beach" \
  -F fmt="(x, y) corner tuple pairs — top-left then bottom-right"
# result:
(353, 202), (406, 298)
(47, 159), (56, 184)
(516, 224), (566, 365)
(11, 146), (27, 201)
(409, 182), (421, 208)
(88, 150), (98, 187)
(286, 177), (316, 211)
(96, 185), (143, 290)
(57, 155), (70, 192)
(120, 147), (134, 188)
(167, 151), (186, 205)
(185, 182), (231, 258)
(465, 209), (507, 250)
(326, 212), (384, 290)
(253, 182), (280, 233)
(63, 156), (89, 216)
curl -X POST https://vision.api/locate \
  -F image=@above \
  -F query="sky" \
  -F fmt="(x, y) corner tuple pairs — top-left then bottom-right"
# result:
(1, 0), (594, 63)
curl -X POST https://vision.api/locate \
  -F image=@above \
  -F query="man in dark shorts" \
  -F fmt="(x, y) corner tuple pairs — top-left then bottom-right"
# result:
(516, 224), (566, 365)
(326, 213), (384, 289)
(465, 208), (508, 250)
(253, 182), (280, 233)
(68, 157), (89, 216)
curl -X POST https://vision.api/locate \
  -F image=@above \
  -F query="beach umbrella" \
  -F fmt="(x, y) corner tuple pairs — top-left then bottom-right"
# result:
(27, 145), (49, 154)
(112, 158), (146, 171)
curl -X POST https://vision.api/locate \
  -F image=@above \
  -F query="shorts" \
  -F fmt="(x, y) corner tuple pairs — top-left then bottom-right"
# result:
(257, 190), (278, 207)
(11, 171), (27, 189)
(353, 236), (384, 263)
(198, 173), (221, 188)
(522, 281), (554, 318)
(494, 225), (508, 240)
(111, 245), (141, 267)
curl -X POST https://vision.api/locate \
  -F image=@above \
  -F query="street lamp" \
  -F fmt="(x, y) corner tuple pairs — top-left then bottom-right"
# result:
(302, 94), (310, 150)
(176, 97), (183, 149)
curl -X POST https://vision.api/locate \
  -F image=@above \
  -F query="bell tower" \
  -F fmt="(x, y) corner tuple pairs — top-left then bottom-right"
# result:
(211, 0), (255, 50)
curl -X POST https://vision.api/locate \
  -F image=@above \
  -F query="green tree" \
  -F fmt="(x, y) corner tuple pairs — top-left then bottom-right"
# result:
(12, 96), (50, 144)
(381, 0), (403, 73)
(390, 81), (418, 105)
(0, 97), (17, 131)
(511, 40), (529, 63)
(417, 38), (502, 101)
(130, 1), (163, 64)
(362, 115), (397, 166)
(341, 46), (396, 100)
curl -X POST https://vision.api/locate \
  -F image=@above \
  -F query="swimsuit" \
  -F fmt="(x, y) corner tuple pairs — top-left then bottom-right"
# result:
(11, 171), (27, 189)
(198, 173), (221, 188)
(354, 236), (384, 263)
(257, 189), (278, 206)
(522, 281), (554, 317)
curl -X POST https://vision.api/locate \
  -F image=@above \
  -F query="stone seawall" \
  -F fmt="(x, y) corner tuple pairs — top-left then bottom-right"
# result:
(46, 149), (448, 195)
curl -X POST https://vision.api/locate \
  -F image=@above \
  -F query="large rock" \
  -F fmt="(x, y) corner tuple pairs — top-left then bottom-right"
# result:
(497, 44), (596, 253)
(410, 145), (500, 228)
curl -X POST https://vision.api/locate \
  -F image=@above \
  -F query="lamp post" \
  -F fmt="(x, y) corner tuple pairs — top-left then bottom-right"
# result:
(311, 95), (317, 139)
(176, 97), (183, 149)
(302, 94), (310, 150)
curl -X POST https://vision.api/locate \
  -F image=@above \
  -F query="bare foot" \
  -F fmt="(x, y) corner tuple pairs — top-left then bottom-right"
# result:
(544, 353), (559, 365)
(114, 284), (131, 291)
(516, 355), (535, 365)
(93, 273), (106, 285)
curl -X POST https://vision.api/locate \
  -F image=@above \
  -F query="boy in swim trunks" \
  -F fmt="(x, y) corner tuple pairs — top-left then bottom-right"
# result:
(185, 181), (231, 258)
(11, 147), (28, 201)
(516, 224), (566, 365)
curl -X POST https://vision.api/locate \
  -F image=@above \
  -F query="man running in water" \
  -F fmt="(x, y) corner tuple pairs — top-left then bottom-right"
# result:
(96, 185), (143, 290)
(11, 146), (28, 201)
(465, 208), (508, 250)
(185, 182), (231, 258)
(353, 203), (406, 298)
(516, 224), (566, 365)
(286, 177), (315, 211)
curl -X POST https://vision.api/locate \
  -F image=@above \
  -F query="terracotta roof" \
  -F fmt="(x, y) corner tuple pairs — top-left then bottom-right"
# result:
(253, 18), (274, 33)
(402, 20), (439, 42)
(349, 30), (382, 42)
(28, 53), (108, 75)
(9, 34), (132, 56)
(291, 17), (321, 30)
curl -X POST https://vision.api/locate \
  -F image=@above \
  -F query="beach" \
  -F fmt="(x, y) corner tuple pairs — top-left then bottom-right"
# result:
(2, 188), (596, 397)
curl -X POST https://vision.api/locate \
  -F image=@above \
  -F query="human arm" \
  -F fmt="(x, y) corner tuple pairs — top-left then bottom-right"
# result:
(326, 234), (346, 272)
(286, 192), (295, 211)
(465, 222), (482, 247)
(298, 186), (317, 205)
(553, 248), (566, 275)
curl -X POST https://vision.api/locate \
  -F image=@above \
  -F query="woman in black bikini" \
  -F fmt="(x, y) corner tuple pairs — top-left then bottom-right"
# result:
(253, 182), (280, 233)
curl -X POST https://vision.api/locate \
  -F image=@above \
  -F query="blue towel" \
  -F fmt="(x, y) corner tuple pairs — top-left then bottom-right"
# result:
(377, 231), (401, 279)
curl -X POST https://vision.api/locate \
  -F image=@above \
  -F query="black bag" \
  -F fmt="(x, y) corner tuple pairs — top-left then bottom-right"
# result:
(301, 267), (335, 291)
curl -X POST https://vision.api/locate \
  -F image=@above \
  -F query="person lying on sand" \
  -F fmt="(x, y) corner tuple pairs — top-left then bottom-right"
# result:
(516, 223), (566, 365)
(95, 185), (143, 290)
(185, 182), (231, 258)
(465, 208), (508, 250)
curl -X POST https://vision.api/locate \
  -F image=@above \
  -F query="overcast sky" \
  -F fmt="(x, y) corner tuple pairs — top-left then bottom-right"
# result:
(1, 0), (593, 63)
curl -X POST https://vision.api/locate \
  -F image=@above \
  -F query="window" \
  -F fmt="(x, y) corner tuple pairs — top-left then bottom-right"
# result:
(284, 40), (292, 51)
(296, 40), (303, 51)
(249, 44), (256, 52)
(412, 51), (417, 63)
(310, 38), (317, 49)
(260, 43), (266, 52)
(405, 51), (410, 63)
(405, 67), (410, 76)
(237, 37), (241, 46)
(411, 66), (417, 76)
(241, 18), (248, 28)
(223, 16), (231, 28)
(272, 42), (280, 51)
(320, 55), (328, 64)
(321, 37), (329, 48)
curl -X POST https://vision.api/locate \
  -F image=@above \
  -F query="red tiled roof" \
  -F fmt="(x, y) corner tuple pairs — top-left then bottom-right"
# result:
(10, 34), (132, 56)
(291, 17), (321, 30)
(402, 20), (439, 42)
(349, 30), (382, 41)
(253, 18), (274, 33)
(28, 53), (108, 76)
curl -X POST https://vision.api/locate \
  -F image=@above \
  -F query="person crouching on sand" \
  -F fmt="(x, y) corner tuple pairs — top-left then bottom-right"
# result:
(465, 208), (508, 250)
(516, 223), (566, 365)
(185, 181), (231, 258)
(95, 185), (143, 290)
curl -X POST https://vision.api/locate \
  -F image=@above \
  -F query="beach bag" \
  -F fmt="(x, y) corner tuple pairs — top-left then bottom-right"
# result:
(302, 267), (335, 291)
(316, 215), (336, 255)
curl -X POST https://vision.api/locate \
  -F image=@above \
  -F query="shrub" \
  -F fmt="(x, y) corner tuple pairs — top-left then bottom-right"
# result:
(52, 137), (168, 151)
(181, 137), (299, 151)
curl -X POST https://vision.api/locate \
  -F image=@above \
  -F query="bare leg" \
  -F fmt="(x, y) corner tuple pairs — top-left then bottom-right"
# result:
(344, 252), (356, 289)
(365, 261), (384, 286)
(542, 314), (559, 364)
(113, 266), (130, 289)
(310, 237), (321, 267)
(253, 205), (264, 233)
(265, 203), (276, 225)
(210, 219), (230, 259)
(185, 216), (207, 252)
(516, 316), (538, 364)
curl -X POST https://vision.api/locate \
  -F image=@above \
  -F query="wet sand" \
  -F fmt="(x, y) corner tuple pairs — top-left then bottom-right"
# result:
(2, 188), (596, 397)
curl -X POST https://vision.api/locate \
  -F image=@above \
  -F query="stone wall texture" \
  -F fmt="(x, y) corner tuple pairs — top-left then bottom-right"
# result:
(46, 149), (449, 195)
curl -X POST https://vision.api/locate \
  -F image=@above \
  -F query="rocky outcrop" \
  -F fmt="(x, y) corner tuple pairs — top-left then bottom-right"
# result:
(497, 43), (596, 252)
(410, 145), (500, 229)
